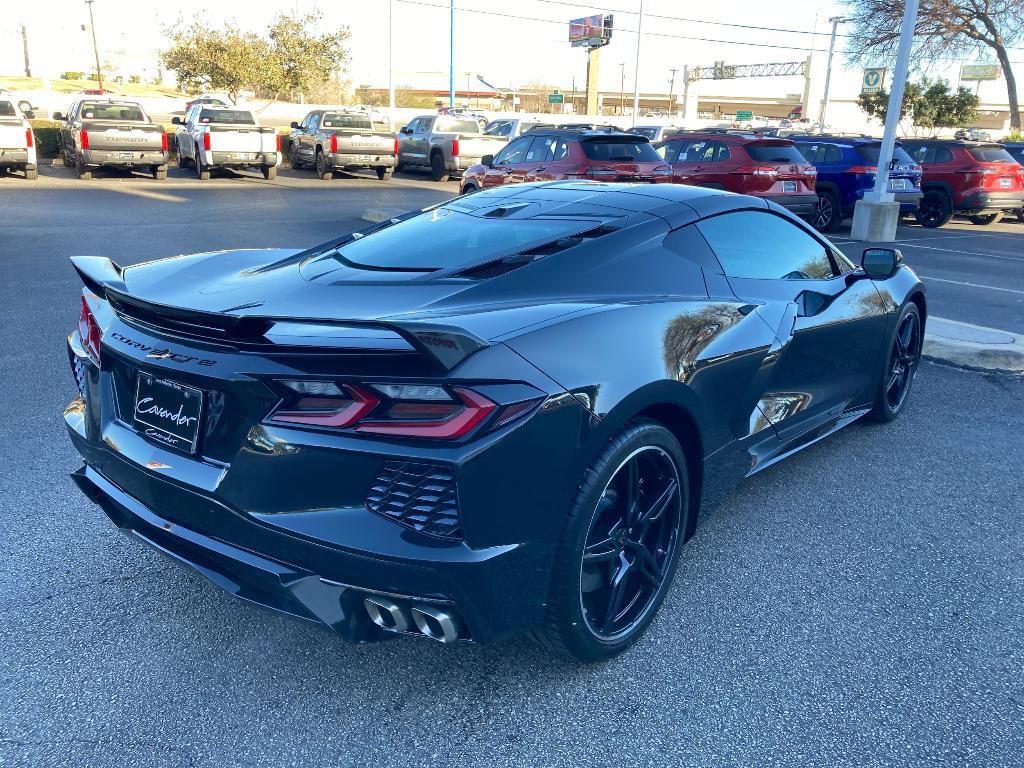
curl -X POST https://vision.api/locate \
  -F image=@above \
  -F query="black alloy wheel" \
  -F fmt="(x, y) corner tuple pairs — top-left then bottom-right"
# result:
(915, 190), (952, 228)
(579, 446), (683, 641)
(869, 303), (922, 422)
(968, 212), (1003, 225)
(316, 151), (333, 180)
(811, 190), (840, 232)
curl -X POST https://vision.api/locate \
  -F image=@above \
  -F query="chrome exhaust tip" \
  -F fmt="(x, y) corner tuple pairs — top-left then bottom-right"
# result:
(363, 595), (410, 633)
(410, 604), (461, 643)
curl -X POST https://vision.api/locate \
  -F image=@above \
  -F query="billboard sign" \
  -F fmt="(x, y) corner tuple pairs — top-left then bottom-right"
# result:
(569, 14), (613, 48)
(960, 64), (1001, 81)
(861, 68), (886, 94)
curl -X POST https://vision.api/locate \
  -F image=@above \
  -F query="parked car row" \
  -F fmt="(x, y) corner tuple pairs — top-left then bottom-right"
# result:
(0, 99), (37, 179)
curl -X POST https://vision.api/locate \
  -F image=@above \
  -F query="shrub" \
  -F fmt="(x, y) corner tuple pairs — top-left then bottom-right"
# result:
(61, 71), (84, 80)
(29, 119), (62, 158)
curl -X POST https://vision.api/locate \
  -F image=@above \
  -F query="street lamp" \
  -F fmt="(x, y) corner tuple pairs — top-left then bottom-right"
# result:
(85, 0), (103, 90)
(818, 16), (844, 131)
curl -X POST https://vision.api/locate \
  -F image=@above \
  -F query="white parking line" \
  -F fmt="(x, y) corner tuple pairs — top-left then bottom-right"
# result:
(919, 275), (1024, 295)
(894, 241), (1024, 262)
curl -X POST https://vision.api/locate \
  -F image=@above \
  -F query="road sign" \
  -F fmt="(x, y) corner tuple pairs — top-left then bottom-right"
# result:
(960, 63), (1001, 81)
(735, 110), (753, 121)
(548, 92), (564, 104)
(862, 68), (886, 94)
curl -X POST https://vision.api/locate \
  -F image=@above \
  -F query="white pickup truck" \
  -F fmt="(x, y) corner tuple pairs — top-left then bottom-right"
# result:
(0, 99), (37, 180)
(173, 106), (281, 180)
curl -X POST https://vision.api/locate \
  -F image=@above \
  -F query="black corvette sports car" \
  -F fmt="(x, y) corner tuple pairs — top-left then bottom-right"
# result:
(65, 182), (924, 662)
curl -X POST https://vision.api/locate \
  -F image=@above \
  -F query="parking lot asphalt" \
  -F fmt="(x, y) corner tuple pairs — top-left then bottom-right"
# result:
(2, 175), (1023, 767)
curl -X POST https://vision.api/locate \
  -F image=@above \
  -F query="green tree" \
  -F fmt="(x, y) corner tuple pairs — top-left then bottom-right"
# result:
(270, 11), (350, 100)
(858, 77), (979, 134)
(162, 22), (279, 102)
(842, 0), (1023, 131)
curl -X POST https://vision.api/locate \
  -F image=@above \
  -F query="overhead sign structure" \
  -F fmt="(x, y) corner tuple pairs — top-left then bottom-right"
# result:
(960, 63), (1001, 81)
(548, 92), (564, 104)
(569, 14), (613, 48)
(861, 68), (886, 94)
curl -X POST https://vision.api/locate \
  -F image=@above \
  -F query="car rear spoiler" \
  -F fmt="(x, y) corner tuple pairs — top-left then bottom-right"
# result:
(69, 256), (488, 371)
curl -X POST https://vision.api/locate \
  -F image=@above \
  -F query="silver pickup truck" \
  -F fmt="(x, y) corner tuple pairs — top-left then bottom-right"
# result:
(397, 115), (508, 181)
(0, 99), (37, 180)
(54, 99), (169, 180)
(173, 106), (280, 180)
(288, 110), (397, 181)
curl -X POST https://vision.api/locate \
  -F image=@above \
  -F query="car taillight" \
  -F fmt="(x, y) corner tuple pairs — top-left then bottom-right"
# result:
(267, 380), (540, 440)
(330, 134), (338, 153)
(393, 136), (399, 156)
(276, 133), (281, 152)
(77, 295), (102, 364)
(846, 165), (876, 174)
(803, 165), (817, 176)
(80, 129), (89, 150)
(732, 165), (779, 177)
(160, 131), (168, 152)
(25, 127), (33, 148)
(203, 132), (211, 151)
(452, 137), (459, 158)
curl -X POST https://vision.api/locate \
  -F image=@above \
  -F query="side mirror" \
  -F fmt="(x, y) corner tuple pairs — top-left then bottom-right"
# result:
(24, 110), (35, 120)
(171, 116), (182, 125)
(52, 112), (64, 121)
(861, 248), (901, 280)
(481, 154), (494, 168)
(400, 126), (412, 134)
(290, 121), (299, 129)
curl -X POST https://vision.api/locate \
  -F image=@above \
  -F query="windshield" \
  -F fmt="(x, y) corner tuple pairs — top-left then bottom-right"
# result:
(581, 139), (661, 162)
(0, 101), (15, 117)
(322, 113), (373, 130)
(435, 118), (480, 134)
(81, 102), (146, 121)
(855, 144), (915, 164)
(329, 207), (594, 270)
(1005, 146), (1024, 163)
(745, 143), (807, 163)
(631, 127), (659, 140)
(967, 146), (1015, 163)
(199, 109), (255, 125)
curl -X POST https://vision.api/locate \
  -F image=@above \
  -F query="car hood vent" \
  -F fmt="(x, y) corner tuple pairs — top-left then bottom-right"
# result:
(482, 203), (532, 218)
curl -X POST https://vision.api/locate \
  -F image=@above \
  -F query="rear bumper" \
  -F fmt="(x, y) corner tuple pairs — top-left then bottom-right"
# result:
(894, 191), (924, 209)
(957, 191), (1024, 213)
(328, 152), (396, 169)
(762, 193), (817, 215)
(208, 151), (279, 168)
(81, 149), (168, 167)
(0, 147), (32, 166)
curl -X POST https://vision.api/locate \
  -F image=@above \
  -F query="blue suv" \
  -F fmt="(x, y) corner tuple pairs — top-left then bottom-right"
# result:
(792, 136), (923, 232)
(1002, 142), (1024, 222)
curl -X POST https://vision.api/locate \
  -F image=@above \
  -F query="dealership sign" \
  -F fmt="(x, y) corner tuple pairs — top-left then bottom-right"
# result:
(861, 68), (886, 94)
(960, 64), (1001, 81)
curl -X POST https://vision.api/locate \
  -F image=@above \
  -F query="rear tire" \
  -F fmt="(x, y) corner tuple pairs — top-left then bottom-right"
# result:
(152, 165), (167, 180)
(75, 158), (92, 180)
(261, 164), (277, 180)
(195, 154), (210, 181)
(1017, 209), (1024, 224)
(968, 212), (1002, 225)
(867, 302), (922, 423)
(24, 165), (38, 180)
(376, 166), (393, 181)
(810, 189), (841, 232)
(430, 152), (449, 182)
(914, 190), (952, 228)
(460, 183), (479, 195)
(315, 151), (333, 180)
(530, 419), (691, 663)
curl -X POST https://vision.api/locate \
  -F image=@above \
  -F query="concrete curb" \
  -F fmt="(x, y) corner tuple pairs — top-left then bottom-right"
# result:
(924, 316), (1024, 374)
(360, 207), (406, 224)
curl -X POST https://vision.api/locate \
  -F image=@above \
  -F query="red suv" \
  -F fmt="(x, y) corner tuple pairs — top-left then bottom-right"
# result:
(653, 132), (818, 216)
(900, 139), (1024, 227)
(460, 129), (672, 194)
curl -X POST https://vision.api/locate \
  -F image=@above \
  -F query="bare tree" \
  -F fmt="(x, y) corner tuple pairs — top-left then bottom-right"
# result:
(841, 0), (1023, 131)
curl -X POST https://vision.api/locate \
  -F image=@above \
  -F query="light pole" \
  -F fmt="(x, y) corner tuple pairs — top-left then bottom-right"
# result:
(668, 68), (677, 117)
(619, 63), (625, 116)
(388, 0), (395, 127)
(85, 0), (103, 90)
(631, 0), (644, 124)
(818, 16), (843, 131)
(448, 0), (455, 109)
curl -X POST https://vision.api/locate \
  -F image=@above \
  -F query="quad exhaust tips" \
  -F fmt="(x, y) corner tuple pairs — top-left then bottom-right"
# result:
(362, 595), (463, 643)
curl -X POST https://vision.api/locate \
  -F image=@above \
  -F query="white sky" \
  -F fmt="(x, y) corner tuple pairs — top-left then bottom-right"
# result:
(3, 0), (1021, 104)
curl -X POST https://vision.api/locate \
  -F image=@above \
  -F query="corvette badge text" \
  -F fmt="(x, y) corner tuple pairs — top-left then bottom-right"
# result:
(110, 331), (216, 366)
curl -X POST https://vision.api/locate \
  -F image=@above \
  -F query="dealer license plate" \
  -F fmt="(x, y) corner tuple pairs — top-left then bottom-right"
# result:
(134, 374), (204, 453)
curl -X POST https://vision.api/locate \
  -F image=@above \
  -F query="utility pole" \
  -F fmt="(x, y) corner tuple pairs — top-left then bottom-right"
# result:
(85, 0), (103, 90)
(619, 63), (625, 116)
(818, 16), (843, 131)
(668, 68), (677, 116)
(21, 24), (31, 78)
(448, 0), (455, 108)
(388, 0), (396, 127)
(631, 0), (644, 124)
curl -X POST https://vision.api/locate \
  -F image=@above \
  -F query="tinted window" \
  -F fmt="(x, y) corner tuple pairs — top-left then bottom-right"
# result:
(199, 109), (255, 125)
(80, 102), (146, 121)
(322, 113), (373, 130)
(632, 127), (658, 140)
(855, 144), (914, 164)
(824, 145), (843, 164)
(328, 208), (596, 270)
(697, 211), (835, 280)
(745, 143), (807, 163)
(0, 101), (15, 117)
(935, 146), (954, 163)
(794, 143), (818, 162)
(581, 139), (661, 162)
(1005, 146), (1024, 163)
(967, 146), (1016, 163)
(484, 120), (513, 136)
(551, 139), (569, 161)
(435, 118), (480, 133)
(714, 143), (732, 162)
(525, 136), (556, 162)
(494, 137), (530, 165)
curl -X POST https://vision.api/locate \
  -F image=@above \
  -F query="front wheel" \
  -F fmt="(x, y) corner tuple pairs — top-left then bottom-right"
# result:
(531, 419), (691, 662)
(460, 183), (479, 195)
(867, 302), (922, 423)
(810, 190), (841, 232)
(289, 148), (304, 170)
(968, 212), (1002, 225)
(429, 152), (449, 182)
(376, 166), (393, 181)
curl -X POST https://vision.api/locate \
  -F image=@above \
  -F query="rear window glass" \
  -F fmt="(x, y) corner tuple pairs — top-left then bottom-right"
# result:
(485, 121), (513, 136)
(199, 109), (255, 125)
(329, 207), (594, 270)
(435, 118), (480, 134)
(855, 144), (915, 164)
(632, 127), (658, 140)
(322, 113), (373, 130)
(967, 146), (1016, 163)
(81, 102), (146, 121)
(1005, 146), (1024, 163)
(0, 101), (15, 117)
(745, 143), (807, 163)
(581, 139), (661, 162)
